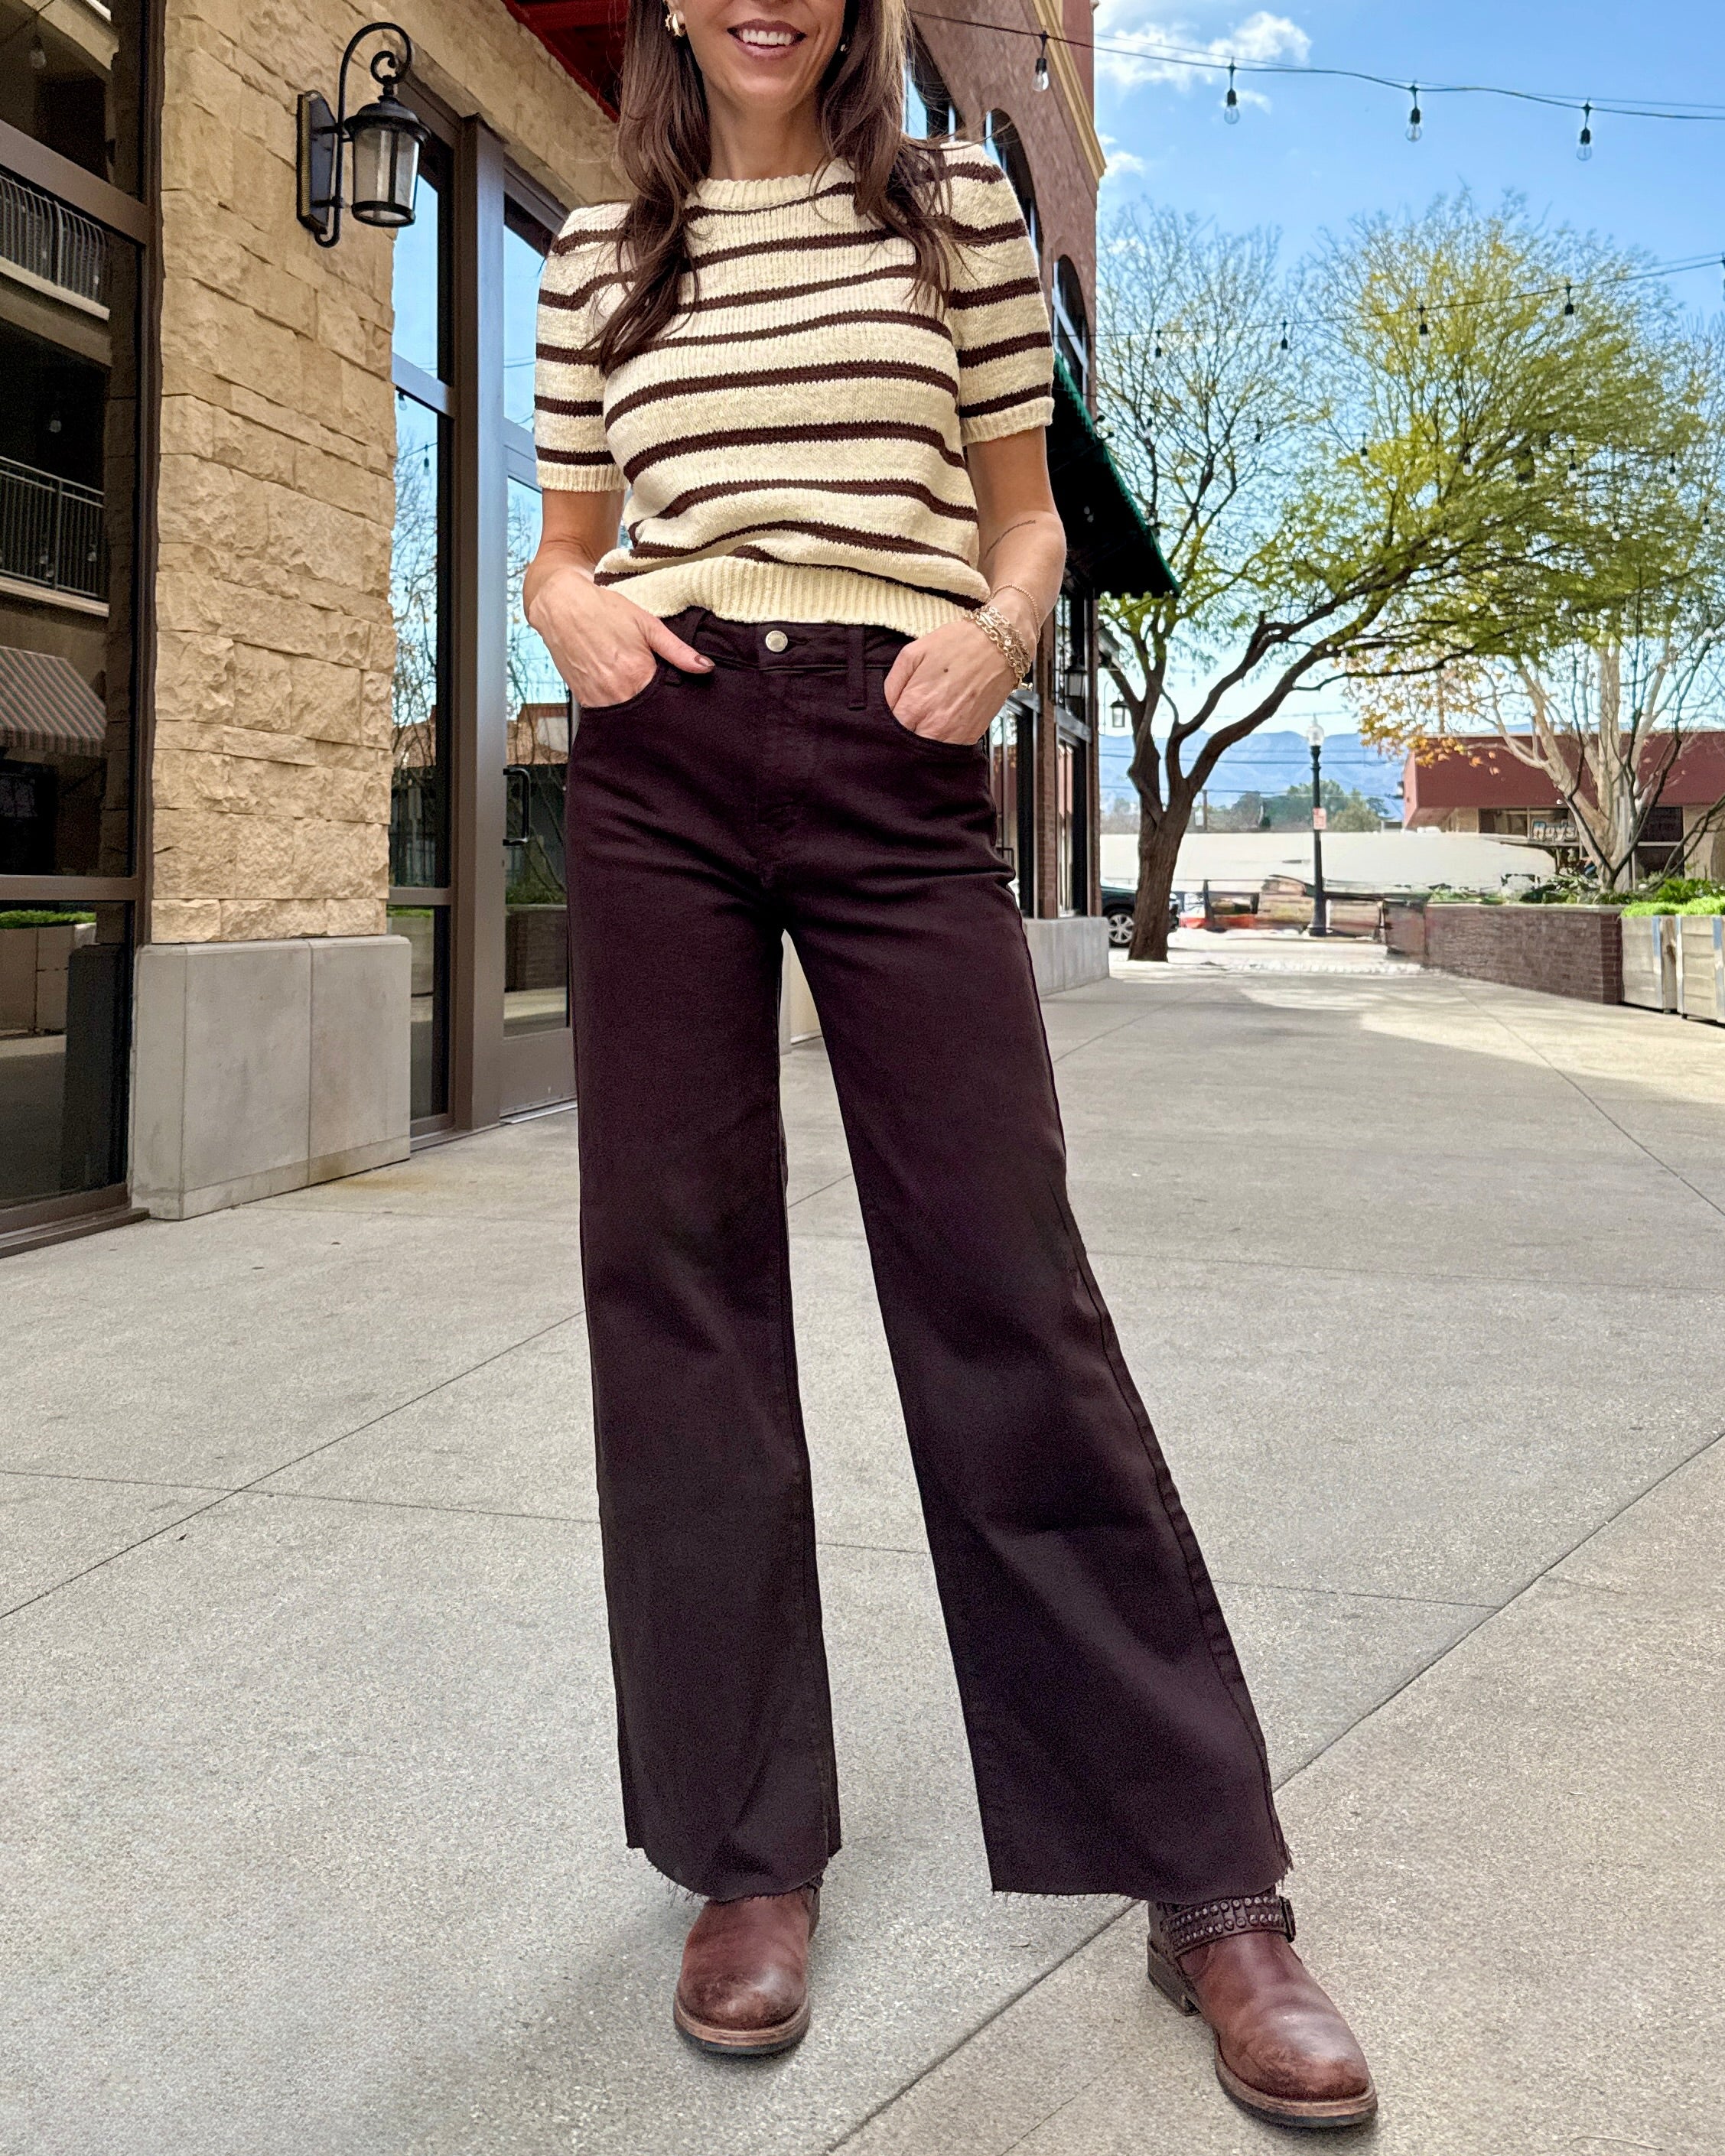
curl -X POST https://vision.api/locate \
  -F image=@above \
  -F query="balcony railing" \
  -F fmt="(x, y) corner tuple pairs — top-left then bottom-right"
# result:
(0, 456), (106, 601)
(0, 168), (109, 313)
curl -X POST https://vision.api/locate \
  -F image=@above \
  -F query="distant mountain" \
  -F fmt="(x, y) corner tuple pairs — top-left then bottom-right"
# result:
(1098, 730), (1404, 813)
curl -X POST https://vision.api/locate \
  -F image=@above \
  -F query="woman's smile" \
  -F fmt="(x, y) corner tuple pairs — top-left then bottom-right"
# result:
(728, 18), (804, 52)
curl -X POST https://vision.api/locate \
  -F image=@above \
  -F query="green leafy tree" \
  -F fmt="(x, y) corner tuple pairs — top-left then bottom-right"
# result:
(1098, 197), (1702, 955)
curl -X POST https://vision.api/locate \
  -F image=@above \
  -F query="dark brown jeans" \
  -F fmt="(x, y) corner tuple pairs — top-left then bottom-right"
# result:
(565, 611), (1290, 1904)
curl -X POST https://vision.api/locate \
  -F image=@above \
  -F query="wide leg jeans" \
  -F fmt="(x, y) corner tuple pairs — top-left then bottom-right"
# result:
(565, 611), (1290, 1905)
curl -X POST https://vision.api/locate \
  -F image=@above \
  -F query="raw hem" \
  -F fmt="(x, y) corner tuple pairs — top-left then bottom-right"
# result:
(627, 1838), (835, 1904)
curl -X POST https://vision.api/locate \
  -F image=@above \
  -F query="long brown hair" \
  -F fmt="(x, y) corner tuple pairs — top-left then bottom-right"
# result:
(597, 0), (952, 372)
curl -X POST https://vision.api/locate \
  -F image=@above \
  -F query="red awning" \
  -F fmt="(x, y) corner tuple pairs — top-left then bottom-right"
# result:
(505, 0), (628, 115)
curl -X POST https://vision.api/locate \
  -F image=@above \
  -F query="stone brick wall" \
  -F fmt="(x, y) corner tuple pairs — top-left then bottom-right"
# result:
(151, 0), (617, 943)
(1424, 903), (1624, 1003)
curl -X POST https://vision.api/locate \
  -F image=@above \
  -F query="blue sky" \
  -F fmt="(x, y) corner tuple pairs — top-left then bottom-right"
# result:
(1093, 2), (1725, 281)
(1082, 3), (1725, 799)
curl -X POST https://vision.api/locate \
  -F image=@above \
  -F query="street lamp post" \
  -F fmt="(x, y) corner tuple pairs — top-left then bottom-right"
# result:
(1307, 723), (1329, 938)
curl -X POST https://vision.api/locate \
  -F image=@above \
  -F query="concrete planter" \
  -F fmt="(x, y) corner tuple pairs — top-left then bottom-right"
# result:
(1621, 915), (1680, 1013)
(1678, 915), (1725, 1023)
(1422, 903), (1623, 1003)
(0, 922), (96, 1034)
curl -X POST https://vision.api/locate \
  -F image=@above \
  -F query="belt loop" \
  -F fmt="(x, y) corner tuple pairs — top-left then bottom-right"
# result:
(847, 625), (865, 708)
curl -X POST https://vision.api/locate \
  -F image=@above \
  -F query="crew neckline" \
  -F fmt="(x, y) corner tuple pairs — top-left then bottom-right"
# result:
(692, 163), (849, 209)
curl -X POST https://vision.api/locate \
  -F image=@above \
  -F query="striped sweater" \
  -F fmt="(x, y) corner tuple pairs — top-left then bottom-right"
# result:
(534, 142), (1054, 639)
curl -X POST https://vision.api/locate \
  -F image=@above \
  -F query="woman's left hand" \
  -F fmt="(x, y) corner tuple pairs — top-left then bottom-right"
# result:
(884, 619), (1017, 745)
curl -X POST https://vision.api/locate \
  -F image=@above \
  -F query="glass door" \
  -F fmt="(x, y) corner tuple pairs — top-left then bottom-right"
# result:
(387, 145), (453, 1129)
(496, 194), (574, 1114)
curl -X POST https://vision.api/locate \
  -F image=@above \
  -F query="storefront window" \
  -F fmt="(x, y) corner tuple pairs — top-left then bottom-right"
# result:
(503, 206), (545, 431)
(2, 0), (146, 1220)
(0, 0), (147, 194)
(503, 477), (570, 1038)
(389, 155), (451, 1122)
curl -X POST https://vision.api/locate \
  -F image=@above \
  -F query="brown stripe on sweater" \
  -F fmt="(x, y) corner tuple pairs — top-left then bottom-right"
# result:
(669, 262), (912, 315)
(535, 395), (604, 420)
(688, 226), (909, 274)
(948, 275), (1043, 311)
(622, 516), (971, 565)
(957, 329), (1053, 369)
(606, 357), (955, 428)
(537, 340), (603, 368)
(653, 307), (953, 356)
(622, 419), (967, 483)
(955, 387), (1050, 424)
(550, 214), (627, 259)
(539, 444), (619, 467)
(638, 475), (978, 530)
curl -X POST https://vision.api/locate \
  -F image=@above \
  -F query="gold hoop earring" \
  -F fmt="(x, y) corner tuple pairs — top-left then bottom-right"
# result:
(664, 7), (686, 34)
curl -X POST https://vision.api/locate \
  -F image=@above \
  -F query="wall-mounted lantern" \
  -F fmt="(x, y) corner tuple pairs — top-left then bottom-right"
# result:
(297, 23), (428, 250)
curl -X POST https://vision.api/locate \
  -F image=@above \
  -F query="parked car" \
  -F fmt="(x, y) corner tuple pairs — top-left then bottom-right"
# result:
(1100, 883), (1180, 948)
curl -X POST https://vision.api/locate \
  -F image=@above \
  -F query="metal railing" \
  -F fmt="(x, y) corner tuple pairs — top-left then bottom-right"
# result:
(0, 169), (108, 311)
(0, 457), (106, 600)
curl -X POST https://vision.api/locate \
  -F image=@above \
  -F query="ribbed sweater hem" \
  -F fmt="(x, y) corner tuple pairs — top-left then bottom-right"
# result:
(599, 558), (979, 639)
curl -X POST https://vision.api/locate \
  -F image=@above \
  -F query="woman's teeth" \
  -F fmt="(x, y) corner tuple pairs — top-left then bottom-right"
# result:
(734, 27), (799, 46)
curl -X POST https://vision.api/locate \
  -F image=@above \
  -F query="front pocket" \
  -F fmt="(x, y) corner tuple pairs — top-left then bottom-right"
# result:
(874, 678), (988, 759)
(576, 661), (664, 721)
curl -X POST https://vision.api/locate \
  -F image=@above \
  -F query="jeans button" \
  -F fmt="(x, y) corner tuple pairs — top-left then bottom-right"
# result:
(763, 629), (789, 653)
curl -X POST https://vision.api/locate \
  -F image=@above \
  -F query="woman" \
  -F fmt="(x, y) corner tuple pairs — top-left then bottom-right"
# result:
(525, 0), (1375, 2128)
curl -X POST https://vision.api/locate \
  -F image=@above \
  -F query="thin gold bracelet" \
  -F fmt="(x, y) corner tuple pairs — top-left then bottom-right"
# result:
(971, 602), (1034, 685)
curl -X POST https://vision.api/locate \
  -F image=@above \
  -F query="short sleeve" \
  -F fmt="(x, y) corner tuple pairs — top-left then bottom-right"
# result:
(535, 213), (627, 493)
(943, 159), (1055, 447)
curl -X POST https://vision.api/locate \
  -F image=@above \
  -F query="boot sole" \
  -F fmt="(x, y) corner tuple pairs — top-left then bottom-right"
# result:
(1147, 1943), (1378, 2132)
(673, 1995), (811, 2059)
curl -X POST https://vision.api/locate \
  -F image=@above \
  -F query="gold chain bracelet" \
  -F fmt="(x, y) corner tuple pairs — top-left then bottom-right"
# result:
(970, 601), (1034, 685)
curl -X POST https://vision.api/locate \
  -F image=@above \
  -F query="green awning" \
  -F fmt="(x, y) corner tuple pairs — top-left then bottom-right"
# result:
(1046, 354), (1177, 600)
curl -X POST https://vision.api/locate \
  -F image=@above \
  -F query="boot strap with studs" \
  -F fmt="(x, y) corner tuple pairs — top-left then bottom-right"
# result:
(1152, 1891), (1295, 1959)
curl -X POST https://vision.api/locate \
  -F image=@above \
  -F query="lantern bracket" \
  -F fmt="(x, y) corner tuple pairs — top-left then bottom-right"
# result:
(297, 22), (419, 250)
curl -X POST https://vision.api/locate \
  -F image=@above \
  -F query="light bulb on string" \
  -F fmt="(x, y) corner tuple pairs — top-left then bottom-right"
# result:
(1406, 85), (1423, 142)
(1224, 60), (1240, 124)
(1278, 318), (1289, 352)
(1563, 281), (1576, 318)
(1417, 304), (1430, 340)
(1577, 102), (1593, 161)
(1033, 32), (1050, 93)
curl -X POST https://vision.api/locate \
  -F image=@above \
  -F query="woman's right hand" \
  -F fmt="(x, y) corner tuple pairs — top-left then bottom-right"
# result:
(522, 489), (713, 707)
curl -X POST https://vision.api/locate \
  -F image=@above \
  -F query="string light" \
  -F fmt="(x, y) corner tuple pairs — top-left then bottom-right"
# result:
(1564, 281), (1576, 317)
(913, 11), (1725, 144)
(1033, 31), (1050, 93)
(1224, 59), (1240, 125)
(1406, 84), (1423, 141)
(1279, 318), (1290, 351)
(1577, 102), (1593, 161)
(1417, 304), (1430, 338)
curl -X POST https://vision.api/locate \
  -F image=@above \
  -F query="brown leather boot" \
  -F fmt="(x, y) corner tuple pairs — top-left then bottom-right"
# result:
(1147, 1893), (1376, 2129)
(673, 1885), (820, 2057)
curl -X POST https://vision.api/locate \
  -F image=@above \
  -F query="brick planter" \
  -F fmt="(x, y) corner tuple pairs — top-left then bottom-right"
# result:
(1424, 904), (1623, 1003)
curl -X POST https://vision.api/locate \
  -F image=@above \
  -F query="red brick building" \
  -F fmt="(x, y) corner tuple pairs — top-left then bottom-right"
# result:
(1403, 736), (1725, 882)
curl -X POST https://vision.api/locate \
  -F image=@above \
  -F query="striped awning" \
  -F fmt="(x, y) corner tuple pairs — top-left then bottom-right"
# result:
(0, 644), (108, 759)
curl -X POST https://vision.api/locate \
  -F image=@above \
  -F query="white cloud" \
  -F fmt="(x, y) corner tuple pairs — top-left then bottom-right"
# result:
(1091, 5), (1312, 98)
(1099, 134), (1150, 182)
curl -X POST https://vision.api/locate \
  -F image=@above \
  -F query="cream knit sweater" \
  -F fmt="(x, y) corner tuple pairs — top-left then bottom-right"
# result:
(534, 142), (1054, 639)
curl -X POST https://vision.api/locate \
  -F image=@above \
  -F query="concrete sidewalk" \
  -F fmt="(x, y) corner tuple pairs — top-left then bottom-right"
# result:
(2, 959), (1722, 2154)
